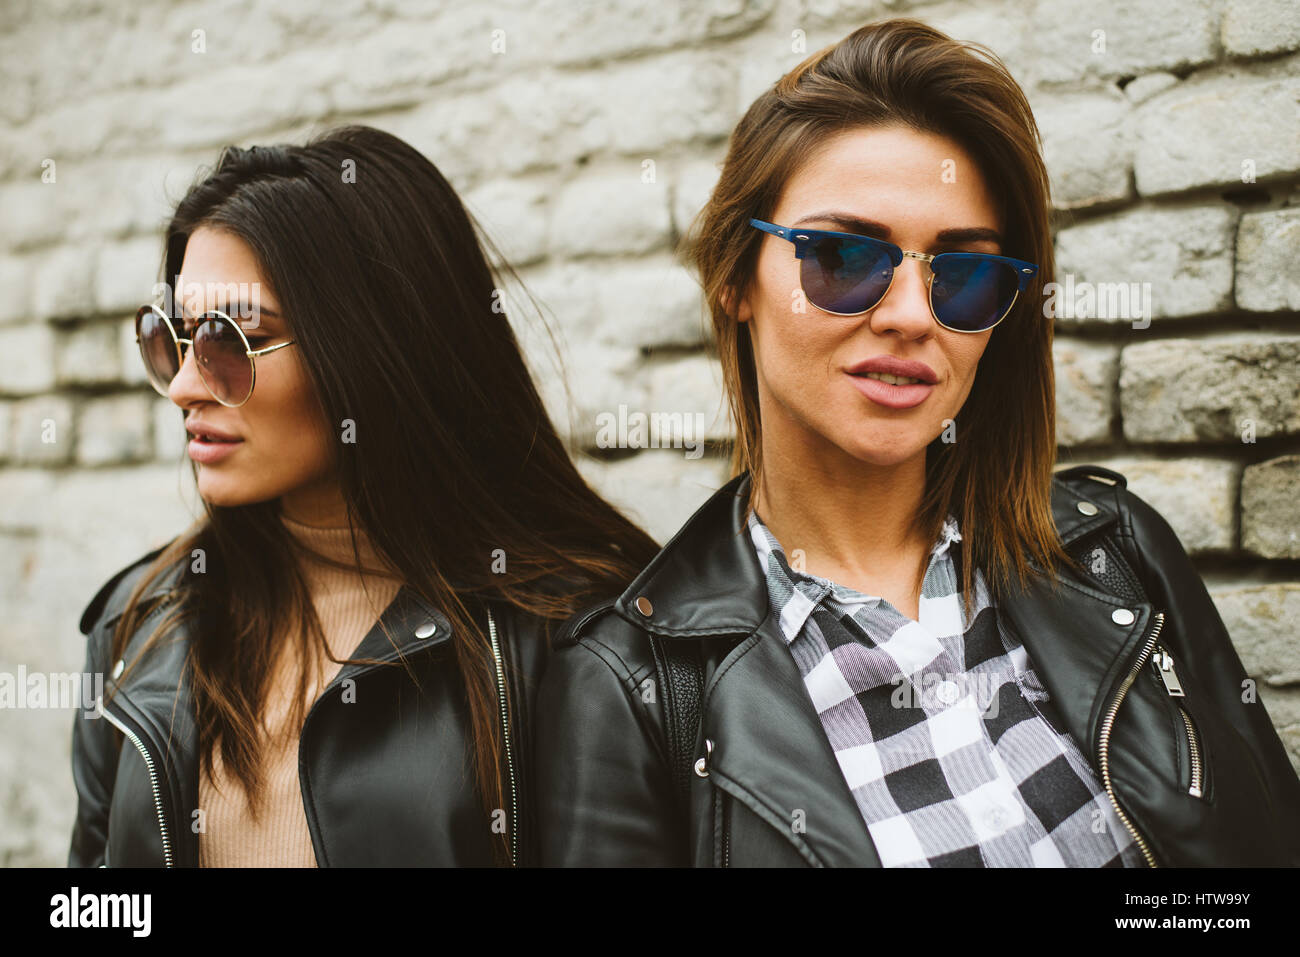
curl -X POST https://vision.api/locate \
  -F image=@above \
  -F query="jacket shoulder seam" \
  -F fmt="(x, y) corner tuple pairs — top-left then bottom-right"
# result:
(553, 598), (618, 648)
(567, 630), (674, 773)
(574, 631), (651, 688)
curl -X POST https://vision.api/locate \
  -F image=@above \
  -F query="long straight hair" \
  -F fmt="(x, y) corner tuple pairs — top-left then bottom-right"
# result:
(686, 17), (1083, 621)
(106, 125), (659, 862)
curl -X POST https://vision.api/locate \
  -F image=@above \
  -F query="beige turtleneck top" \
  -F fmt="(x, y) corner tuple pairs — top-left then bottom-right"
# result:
(197, 513), (403, 867)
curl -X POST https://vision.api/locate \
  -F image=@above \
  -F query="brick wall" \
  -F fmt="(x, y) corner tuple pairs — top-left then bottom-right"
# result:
(0, 0), (1296, 865)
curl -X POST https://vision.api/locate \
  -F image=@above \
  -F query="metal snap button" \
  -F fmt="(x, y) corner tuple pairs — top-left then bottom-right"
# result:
(1076, 501), (1099, 516)
(1111, 608), (1135, 626)
(635, 596), (653, 617)
(694, 738), (714, 777)
(414, 621), (438, 638)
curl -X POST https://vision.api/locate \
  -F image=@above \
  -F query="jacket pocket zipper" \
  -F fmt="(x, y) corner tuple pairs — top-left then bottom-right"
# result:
(486, 607), (518, 867)
(1096, 610), (1164, 868)
(100, 702), (174, 867)
(1150, 644), (1206, 799)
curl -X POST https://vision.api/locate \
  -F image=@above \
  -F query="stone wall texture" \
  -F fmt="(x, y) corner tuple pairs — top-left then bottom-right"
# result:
(1, 0), (1297, 866)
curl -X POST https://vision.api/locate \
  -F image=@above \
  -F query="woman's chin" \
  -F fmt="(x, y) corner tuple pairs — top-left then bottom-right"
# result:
(831, 429), (931, 468)
(196, 477), (270, 509)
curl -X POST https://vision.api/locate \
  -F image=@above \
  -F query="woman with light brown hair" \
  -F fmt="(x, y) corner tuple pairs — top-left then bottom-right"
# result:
(533, 18), (1300, 866)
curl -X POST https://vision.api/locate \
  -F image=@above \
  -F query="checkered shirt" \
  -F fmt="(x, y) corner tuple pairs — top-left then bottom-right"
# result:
(747, 508), (1145, 868)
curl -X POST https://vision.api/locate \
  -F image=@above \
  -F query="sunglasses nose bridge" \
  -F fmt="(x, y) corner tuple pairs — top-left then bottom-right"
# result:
(167, 334), (210, 396)
(899, 249), (937, 280)
(174, 325), (234, 404)
(889, 251), (936, 295)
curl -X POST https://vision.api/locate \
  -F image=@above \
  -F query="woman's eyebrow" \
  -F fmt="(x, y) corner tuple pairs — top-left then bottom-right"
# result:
(792, 211), (1002, 245)
(180, 303), (281, 328)
(230, 304), (280, 333)
(223, 303), (280, 322)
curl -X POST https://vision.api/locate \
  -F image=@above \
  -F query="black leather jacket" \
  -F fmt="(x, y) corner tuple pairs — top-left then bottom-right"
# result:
(534, 466), (1300, 866)
(69, 543), (546, 867)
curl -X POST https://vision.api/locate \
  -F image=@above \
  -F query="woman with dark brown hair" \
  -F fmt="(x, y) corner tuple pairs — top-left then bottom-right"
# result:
(534, 18), (1300, 866)
(68, 124), (658, 867)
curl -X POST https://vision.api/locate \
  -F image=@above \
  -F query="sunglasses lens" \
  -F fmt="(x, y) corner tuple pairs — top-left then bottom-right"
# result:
(930, 256), (1022, 331)
(801, 236), (894, 314)
(136, 307), (180, 394)
(193, 316), (252, 405)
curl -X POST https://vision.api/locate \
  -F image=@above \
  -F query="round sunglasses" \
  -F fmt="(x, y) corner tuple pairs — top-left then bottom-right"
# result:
(135, 304), (297, 407)
(750, 218), (1038, 333)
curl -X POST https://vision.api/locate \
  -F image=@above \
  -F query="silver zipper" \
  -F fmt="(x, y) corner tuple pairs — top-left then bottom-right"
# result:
(1178, 706), (1205, 799)
(100, 701), (174, 868)
(486, 607), (518, 867)
(1152, 644), (1205, 798)
(1096, 609), (1164, 868)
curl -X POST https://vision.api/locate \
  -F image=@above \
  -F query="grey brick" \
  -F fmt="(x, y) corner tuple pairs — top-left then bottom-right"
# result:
(1236, 208), (1300, 313)
(548, 168), (672, 259)
(56, 322), (121, 387)
(1222, 0), (1300, 57)
(1210, 584), (1300, 686)
(1120, 335), (1300, 442)
(0, 323), (57, 395)
(1033, 89), (1133, 210)
(1055, 206), (1234, 323)
(1241, 455), (1300, 558)
(1054, 338), (1119, 446)
(75, 393), (152, 466)
(1134, 63), (1300, 196)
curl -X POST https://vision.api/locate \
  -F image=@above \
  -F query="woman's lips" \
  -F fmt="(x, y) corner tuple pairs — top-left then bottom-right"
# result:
(187, 435), (244, 463)
(848, 372), (935, 409)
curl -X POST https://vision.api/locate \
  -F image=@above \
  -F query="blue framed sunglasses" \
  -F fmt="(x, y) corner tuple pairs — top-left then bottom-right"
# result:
(750, 218), (1038, 333)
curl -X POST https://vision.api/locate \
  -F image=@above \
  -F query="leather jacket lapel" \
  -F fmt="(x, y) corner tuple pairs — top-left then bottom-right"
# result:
(613, 473), (881, 863)
(703, 616), (882, 866)
(997, 570), (1156, 771)
(998, 472), (1153, 769)
(100, 584), (199, 866)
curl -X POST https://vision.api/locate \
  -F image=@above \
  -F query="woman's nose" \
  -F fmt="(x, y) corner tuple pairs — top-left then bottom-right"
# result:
(869, 256), (934, 335)
(167, 341), (211, 406)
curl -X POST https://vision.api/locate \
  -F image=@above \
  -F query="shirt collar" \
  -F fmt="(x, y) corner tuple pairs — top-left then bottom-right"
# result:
(747, 508), (962, 645)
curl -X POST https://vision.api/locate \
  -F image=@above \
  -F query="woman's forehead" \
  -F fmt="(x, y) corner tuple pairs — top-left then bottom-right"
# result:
(777, 130), (1002, 240)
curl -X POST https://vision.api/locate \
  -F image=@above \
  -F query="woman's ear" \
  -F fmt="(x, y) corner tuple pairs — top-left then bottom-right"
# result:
(721, 284), (753, 324)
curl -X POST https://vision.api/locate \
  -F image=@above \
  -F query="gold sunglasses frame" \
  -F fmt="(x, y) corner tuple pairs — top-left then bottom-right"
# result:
(134, 304), (296, 408)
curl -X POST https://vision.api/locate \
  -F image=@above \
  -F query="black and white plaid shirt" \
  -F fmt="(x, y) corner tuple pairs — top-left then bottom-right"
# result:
(748, 508), (1144, 867)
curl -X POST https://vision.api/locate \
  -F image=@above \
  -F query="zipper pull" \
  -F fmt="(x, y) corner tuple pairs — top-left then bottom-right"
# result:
(1152, 644), (1185, 697)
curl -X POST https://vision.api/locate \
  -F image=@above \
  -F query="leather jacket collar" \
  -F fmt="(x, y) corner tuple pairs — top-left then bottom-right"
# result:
(611, 470), (1121, 638)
